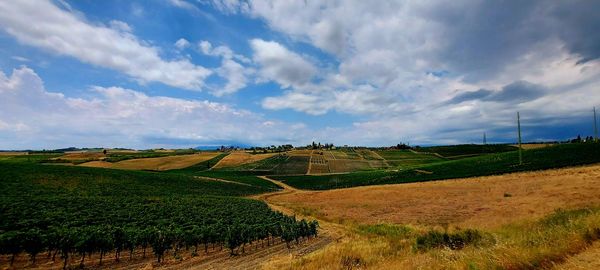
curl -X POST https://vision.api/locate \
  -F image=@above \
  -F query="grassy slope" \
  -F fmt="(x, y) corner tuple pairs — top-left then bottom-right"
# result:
(285, 207), (600, 269)
(166, 153), (229, 173)
(0, 162), (273, 197)
(163, 153), (281, 190)
(273, 143), (600, 190)
(418, 144), (518, 158)
(196, 171), (281, 190)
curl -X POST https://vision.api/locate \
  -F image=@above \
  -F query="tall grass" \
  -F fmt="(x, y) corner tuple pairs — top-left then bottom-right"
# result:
(264, 207), (600, 269)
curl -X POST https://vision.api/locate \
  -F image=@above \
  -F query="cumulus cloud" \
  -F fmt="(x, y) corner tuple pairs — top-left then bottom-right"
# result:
(175, 38), (191, 50)
(0, 0), (212, 90)
(200, 0), (600, 143)
(0, 67), (308, 149)
(250, 39), (317, 88)
(198, 41), (252, 95)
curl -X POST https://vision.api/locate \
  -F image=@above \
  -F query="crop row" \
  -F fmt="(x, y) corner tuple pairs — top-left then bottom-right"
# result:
(0, 196), (318, 268)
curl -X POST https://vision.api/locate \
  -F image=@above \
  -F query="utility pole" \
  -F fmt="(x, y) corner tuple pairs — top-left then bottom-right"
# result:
(594, 106), (598, 143)
(517, 112), (523, 165)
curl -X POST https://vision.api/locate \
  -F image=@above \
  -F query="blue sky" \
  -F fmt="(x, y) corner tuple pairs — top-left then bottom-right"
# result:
(0, 0), (599, 149)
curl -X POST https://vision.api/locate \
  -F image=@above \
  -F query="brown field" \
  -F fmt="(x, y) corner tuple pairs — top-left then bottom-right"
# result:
(330, 150), (350, 159)
(0, 151), (28, 156)
(288, 149), (313, 156)
(260, 164), (600, 270)
(554, 242), (600, 269)
(514, 143), (556, 149)
(269, 164), (600, 228)
(57, 152), (106, 160)
(212, 151), (276, 168)
(79, 152), (219, 171)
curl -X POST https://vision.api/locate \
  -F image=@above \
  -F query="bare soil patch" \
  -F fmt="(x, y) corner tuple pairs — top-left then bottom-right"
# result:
(269, 164), (600, 228)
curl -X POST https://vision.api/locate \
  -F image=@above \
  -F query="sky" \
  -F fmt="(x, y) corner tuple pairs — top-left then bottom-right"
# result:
(0, 0), (599, 149)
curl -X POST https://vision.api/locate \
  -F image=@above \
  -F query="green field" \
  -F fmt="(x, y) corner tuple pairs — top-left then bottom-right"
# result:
(0, 161), (317, 267)
(273, 143), (600, 190)
(376, 150), (444, 168)
(417, 144), (518, 158)
(273, 156), (310, 175)
(102, 149), (200, 162)
(0, 154), (62, 163)
(188, 170), (281, 190)
(220, 155), (309, 175)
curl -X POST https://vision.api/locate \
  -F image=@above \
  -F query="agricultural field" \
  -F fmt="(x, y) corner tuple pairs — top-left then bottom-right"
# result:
(417, 144), (518, 158)
(0, 151), (28, 156)
(272, 156), (310, 175)
(0, 160), (318, 269)
(308, 153), (329, 174)
(79, 152), (220, 171)
(261, 164), (600, 269)
(273, 143), (600, 190)
(212, 151), (277, 169)
(2, 142), (598, 269)
(355, 149), (383, 160)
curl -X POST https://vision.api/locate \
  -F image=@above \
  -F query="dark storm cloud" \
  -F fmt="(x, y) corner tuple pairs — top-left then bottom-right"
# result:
(444, 89), (493, 105)
(444, 81), (546, 105)
(485, 81), (546, 103)
(550, 0), (600, 63)
(428, 0), (600, 82)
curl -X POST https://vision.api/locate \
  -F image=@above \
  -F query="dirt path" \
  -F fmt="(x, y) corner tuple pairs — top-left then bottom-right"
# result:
(193, 175), (253, 186)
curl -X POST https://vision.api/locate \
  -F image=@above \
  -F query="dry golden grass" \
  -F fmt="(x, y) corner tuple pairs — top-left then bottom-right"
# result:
(79, 152), (219, 171)
(57, 152), (106, 160)
(261, 165), (600, 270)
(212, 151), (276, 168)
(288, 150), (313, 156)
(514, 143), (556, 150)
(270, 164), (600, 229)
(0, 152), (28, 156)
(554, 242), (600, 269)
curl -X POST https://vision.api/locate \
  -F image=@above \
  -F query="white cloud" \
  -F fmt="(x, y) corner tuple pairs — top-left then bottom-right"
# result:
(0, 0), (212, 90)
(0, 67), (309, 149)
(11, 56), (30, 62)
(169, 0), (198, 11)
(198, 0), (600, 144)
(213, 59), (250, 96)
(250, 39), (317, 88)
(175, 38), (191, 50)
(207, 0), (250, 14)
(199, 40), (250, 63)
(198, 40), (253, 95)
(108, 20), (132, 33)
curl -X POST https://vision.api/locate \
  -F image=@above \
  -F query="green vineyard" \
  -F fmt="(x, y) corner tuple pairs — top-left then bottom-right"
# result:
(0, 163), (318, 268)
